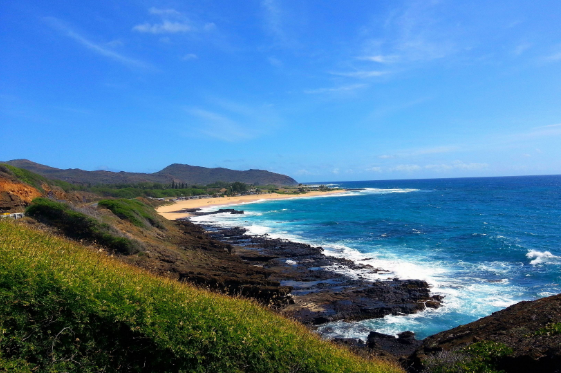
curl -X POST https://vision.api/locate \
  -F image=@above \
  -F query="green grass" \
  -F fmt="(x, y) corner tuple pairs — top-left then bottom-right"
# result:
(0, 220), (402, 373)
(1, 164), (78, 192)
(98, 199), (165, 229)
(25, 198), (141, 255)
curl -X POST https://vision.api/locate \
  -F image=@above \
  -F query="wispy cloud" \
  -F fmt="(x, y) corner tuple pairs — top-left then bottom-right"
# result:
(268, 56), (283, 67)
(513, 42), (531, 56)
(390, 164), (423, 172)
(133, 21), (193, 34)
(261, 0), (286, 43)
(545, 51), (561, 62)
(388, 161), (488, 172)
(304, 84), (367, 94)
(44, 17), (151, 70)
(379, 146), (459, 159)
(358, 1), (457, 70)
(535, 123), (561, 129)
(182, 53), (198, 60)
(133, 8), (215, 35)
(185, 98), (281, 142)
(185, 108), (252, 142)
(424, 161), (489, 172)
(357, 55), (399, 64)
(330, 70), (388, 79)
(149, 7), (182, 17)
(507, 122), (561, 141)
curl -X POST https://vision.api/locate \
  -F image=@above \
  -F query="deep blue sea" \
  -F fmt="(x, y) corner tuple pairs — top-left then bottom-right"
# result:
(191, 175), (561, 340)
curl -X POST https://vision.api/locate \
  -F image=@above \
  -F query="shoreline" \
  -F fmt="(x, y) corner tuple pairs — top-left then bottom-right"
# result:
(156, 189), (348, 220)
(191, 220), (443, 326)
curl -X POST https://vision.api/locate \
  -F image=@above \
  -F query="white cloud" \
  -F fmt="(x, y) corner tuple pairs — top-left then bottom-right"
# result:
(133, 20), (193, 34)
(424, 161), (488, 172)
(513, 42), (531, 56)
(357, 55), (399, 64)
(367, 166), (382, 172)
(185, 98), (281, 142)
(149, 8), (182, 17)
(389, 161), (488, 173)
(185, 108), (252, 142)
(358, 1), (458, 69)
(261, 0), (286, 42)
(330, 70), (387, 79)
(545, 51), (561, 61)
(505, 123), (561, 142)
(44, 17), (151, 70)
(182, 53), (198, 60)
(106, 39), (124, 48)
(268, 56), (283, 67)
(379, 146), (459, 159)
(133, 8), (215, 35)
(536, 123), (561, 129)
(304, 84), (367, 94)
(390, 164), (422, 172)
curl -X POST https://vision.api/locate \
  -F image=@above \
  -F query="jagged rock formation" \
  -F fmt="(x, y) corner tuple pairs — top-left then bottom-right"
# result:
(409, 293), (561, 372)
(3, 159), (297, 186)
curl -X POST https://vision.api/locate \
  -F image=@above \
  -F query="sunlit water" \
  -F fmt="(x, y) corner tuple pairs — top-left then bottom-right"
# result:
(191, 176), (561, 339)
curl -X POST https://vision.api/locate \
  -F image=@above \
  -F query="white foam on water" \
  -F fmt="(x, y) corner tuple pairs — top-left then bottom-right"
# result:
(526, 250), (561, 265)
(189, 193), (528, 340)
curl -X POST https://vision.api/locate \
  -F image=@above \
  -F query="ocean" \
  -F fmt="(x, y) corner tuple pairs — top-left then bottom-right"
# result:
(190, 175), (561, 340)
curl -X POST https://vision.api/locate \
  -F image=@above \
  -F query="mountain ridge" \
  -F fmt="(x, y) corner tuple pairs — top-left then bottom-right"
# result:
(3, 159), (298, 186)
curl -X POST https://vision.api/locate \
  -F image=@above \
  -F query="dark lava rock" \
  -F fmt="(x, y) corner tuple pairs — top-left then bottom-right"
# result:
(367, 331), (422, 357)
(197, 223), (443, 325)
(408, 293), (561, 373)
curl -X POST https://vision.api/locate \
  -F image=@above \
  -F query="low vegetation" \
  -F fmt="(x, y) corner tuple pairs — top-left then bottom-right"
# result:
(0, 220), (402, 373)
(25, 198), (141, 255)
(535, 322), (561, 337)
(423, 341), (514, 373)
(98, 198), (165, 229)
(1, 164), (76, 192)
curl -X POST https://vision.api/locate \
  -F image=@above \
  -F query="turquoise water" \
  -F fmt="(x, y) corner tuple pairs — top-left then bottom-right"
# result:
(191, 176), (561, 339)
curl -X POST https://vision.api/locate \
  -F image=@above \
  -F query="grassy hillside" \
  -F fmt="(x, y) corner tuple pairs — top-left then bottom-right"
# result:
(98, 198), (165, 229)
(1, 164), (77, 192)
(0, 220), (402, 373)
(25, 197), (142, 255)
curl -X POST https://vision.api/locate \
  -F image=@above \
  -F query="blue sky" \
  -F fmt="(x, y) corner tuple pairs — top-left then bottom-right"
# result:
(2, 1), (561, 182)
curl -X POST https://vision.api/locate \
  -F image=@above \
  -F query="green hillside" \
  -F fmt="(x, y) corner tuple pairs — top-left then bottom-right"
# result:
(0, 220), (402, 373)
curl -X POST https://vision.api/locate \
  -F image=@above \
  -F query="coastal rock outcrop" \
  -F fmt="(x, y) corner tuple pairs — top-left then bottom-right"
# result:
(408, 293), (561, 372)
(201, 224), (443, 325)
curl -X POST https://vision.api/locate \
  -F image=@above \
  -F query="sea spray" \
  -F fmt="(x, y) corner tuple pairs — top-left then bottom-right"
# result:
(191, 176), (561, 339)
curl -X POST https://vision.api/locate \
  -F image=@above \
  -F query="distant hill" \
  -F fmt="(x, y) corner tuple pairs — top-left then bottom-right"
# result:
(3, 159), (298, 186)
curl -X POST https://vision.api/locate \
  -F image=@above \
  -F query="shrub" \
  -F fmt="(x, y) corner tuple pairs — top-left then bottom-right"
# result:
(422, 341), (513, 373)
(98, 199), (165, 229)
(25, 198), (141, 255)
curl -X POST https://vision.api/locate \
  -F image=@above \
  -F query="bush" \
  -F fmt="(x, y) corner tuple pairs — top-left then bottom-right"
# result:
(98, 199), (165, 229)
(423, 341), (513, 373)
(25, 198), (141, 255)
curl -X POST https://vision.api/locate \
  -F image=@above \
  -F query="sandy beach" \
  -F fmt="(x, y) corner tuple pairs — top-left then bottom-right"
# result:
(156, 190), (347, 220)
